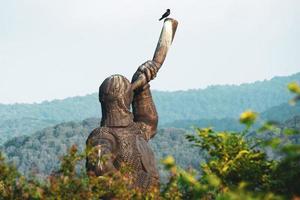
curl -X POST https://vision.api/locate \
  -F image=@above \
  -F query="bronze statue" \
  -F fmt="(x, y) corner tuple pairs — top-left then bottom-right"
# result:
(86, 18), (178, 191)
(86, 60), (160, 189)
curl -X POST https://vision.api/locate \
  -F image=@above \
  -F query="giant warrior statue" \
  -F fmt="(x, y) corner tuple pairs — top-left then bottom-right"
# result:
(86, 18), (178, 191)
(86, 61), (160, 189)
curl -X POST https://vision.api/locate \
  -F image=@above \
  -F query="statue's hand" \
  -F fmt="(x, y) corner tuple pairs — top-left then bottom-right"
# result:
(132, 60), (159, 83)
(90, 144), (116, 176)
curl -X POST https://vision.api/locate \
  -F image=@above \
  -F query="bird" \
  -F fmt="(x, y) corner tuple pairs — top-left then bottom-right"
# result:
(159, 9), (170, 21)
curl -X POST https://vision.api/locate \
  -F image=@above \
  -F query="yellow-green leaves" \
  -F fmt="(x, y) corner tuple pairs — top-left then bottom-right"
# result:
(162, 156), (177, 175)
(283, 128), (299, 135)
(162, 156), (175, 169)
(206, 174), (221, 188)
(258, 121), (279, 133)
(187, 126), (276, 194)
(0, 180), (5, 196)
(262, 137), (282, 149)
(235, 150), (250, 159)
(180, 171), (198, 186)
(288, 82), (300, 94)
(288, 82), (300, 105)
(239, 110), (257, 126)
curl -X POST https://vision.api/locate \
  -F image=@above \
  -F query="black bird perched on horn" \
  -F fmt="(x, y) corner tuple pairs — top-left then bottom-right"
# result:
(159, 9), (170, 21)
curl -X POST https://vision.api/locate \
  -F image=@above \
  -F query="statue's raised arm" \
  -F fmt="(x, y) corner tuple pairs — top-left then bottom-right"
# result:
(131, 60), (159, 140)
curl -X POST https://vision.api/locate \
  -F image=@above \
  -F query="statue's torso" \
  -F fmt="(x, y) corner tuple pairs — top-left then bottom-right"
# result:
(87, 122), (159, 189)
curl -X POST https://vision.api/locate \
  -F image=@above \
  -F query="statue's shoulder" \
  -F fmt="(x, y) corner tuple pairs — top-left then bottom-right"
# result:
(87, 126), (116, 143)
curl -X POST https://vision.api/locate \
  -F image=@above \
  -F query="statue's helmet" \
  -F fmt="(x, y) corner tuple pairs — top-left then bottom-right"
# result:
(99, 75), (133, 127)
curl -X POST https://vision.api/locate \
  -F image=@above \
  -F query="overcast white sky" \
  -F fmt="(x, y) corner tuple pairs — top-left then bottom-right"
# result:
(0, 0), (299, 104)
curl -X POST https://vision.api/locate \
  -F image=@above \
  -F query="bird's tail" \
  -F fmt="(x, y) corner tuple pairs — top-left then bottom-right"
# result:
(159, 17), (163, 21)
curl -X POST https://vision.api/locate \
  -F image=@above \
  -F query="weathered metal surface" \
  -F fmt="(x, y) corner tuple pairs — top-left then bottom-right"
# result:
(86, 18), (178, 191)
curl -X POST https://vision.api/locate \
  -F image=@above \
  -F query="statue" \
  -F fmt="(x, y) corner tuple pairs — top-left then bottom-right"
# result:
(86, 18), (178, 191)
(86, 61), (160, 190)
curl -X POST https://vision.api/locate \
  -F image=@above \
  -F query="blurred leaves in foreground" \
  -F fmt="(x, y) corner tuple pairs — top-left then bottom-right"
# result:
(239, 110), (257, 127)
(288, 81), (300, 105)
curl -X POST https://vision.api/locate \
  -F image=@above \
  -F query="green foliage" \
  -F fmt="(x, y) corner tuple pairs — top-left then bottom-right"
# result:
(1, 121), (199, 182)
(1, 116), (300, 198)
(186, 128), (275, 191)
(0, 152), (20, 198)
(262, 86), (300, 197)
(239, 110), (257, 127)
(288, 81), (300, 105)
(159, 97), (300, 199)
(0, 152), (45, 199)
(2, 110), (299, 180)
(288, 82), (300, 94)
(1, 115), (299, 199)
(270, 148), (300, 196)
(0, 145), (158, 199)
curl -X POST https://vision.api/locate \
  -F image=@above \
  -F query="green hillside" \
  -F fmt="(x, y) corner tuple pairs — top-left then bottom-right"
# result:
(2, 115), (299, 181)
(161, 118), (244, 131)
(0, 72), (299, 144)
(260, 102), (300, 122)
(162, 102), (300, 130)
(153, 73), (299, 122)
(0, 118), (198, 181)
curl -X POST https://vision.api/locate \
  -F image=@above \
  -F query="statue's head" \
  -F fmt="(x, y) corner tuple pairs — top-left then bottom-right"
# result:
(99, 74), (134, 127)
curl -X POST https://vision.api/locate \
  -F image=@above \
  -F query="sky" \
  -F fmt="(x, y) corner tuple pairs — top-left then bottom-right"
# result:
(0, 0), (299, 104)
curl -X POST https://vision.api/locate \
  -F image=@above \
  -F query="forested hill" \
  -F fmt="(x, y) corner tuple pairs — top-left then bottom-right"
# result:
(0, 72), (299, 144)
(2, 115), (299, 180)
(0, 118), (198, 180)
(153, 72), (298, 122)
(162, 102), (300, 130)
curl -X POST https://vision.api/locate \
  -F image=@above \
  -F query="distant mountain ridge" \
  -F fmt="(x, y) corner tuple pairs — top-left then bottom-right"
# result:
(0, 72), (299, 144)
(162, 102), (300, 130)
